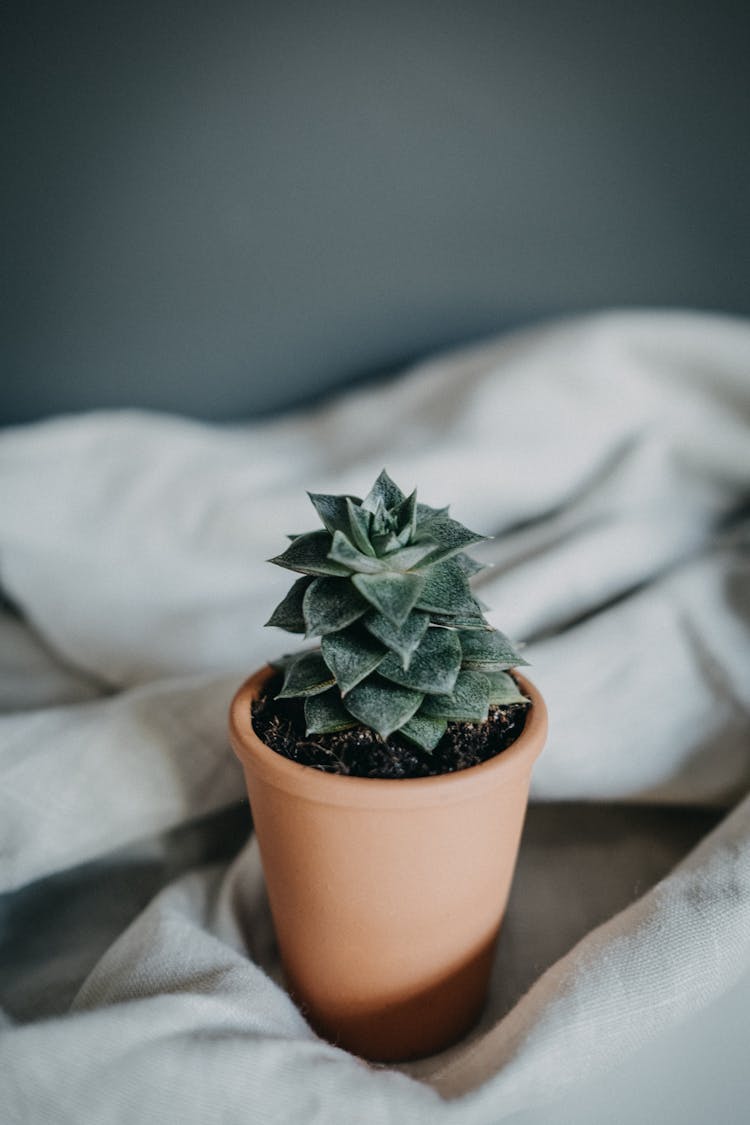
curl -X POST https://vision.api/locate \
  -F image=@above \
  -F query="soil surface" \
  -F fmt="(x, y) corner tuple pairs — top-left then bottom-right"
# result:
(252, 674), (530, 779)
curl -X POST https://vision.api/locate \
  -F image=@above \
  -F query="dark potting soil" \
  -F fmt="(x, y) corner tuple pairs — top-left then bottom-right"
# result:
(252, 673), (531, 780)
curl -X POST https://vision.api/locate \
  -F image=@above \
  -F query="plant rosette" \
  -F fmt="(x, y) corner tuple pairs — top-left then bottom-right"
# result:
(229, 471), (547, 1062)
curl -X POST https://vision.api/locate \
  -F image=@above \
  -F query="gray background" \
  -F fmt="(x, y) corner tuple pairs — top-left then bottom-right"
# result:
(2, 0), (749, 424)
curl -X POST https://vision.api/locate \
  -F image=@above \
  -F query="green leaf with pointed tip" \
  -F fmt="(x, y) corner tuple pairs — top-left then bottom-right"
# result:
(328, 530), (385, 574)
(415, 516), (487, 565)
(276, 651), (335, 698)
(459, 628), (528, 670)
(321, 626), (387, 694)
(379, 627), (462, 694)
(305, 690), (357, 735)
(344, 676), (423, 738)
(363, 610), (430, 668)
(270, 530), (350, 577)
(308, 492), (362, 536)
(485, 671), (529, 705)
(399, 713), (447, 753)
(422, 670), (490, 722)
(454, 552), (487, 577)
(416, 559), (477, 615)
(431, 612), (490, 630)
(265, 576), (314, 632)
(381, 540), (439, 572)
(416, 502), (449, 523)
(396, 489), (418, 543)
(369, 495), (388, 532)
(302, 577), (369, 636)
(345, 497), (375, 555)
(352, 571), (425, 626)
(371, 531), (401, 554)
(361, 469), (407, 516)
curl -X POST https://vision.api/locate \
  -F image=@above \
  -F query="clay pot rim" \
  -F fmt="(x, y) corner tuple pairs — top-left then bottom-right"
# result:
(229, 665), (547, 809)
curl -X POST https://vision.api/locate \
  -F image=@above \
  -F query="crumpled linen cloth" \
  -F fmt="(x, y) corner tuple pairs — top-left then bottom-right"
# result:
(0, 311), (749, 1123)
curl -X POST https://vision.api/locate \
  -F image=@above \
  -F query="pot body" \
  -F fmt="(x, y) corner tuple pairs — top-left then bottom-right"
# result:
(229, 667), (547, 1062)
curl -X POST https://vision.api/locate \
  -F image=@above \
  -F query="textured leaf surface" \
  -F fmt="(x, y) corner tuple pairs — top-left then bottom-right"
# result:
(321, 626), (386, 694)
(371, 530), (401, 555)
(416, 559), (476, 615)
(454, 552), (487, 577)
(459, 628), (528, 670)
(400, 713), (447, 753)
(416, 502), (449, 522)
(431, 612), (489, 630)
(396, 489), (418, 542)
(485, 671), (529, 705)
(382, 541), (439, 572)
(345, 498), (374, 555)
(270, 531), (350, 577)
(344, 677), (423, 738)
(328, 530), (385, 574)
(305, 690), (357, 734)
(302, 577), (369, 636)
(353, 571), (425, 626)
(378, 627), (461, 694)
(422, 670), (490, 722)
(276, 651), (335, 698)
(363, 609), (430, 667)
(362, 469), (406, 515)
(416, 516), (486, 564)
(308, 492), (361, 536)
(265, 576), (313, 632)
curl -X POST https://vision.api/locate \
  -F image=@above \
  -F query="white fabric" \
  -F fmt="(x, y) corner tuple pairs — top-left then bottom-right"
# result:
(1, 310), (749, 1122)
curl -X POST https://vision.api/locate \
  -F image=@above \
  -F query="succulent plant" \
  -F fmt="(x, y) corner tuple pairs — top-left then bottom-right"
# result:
(265, 470), (528, 753)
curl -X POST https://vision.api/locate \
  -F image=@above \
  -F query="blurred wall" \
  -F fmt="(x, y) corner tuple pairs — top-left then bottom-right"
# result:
(2, 0), (749, 425)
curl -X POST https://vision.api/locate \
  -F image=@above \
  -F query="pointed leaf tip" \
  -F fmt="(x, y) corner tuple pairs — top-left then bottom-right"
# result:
(270, 530), (350, 577)
(361, 469), (407, 516)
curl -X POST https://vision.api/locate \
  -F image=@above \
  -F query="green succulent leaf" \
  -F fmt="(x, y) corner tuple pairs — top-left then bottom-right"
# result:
(305, 689), (357, 735)
(308, 492), (362, 536)
(431, 612), (490, 630)
(454, 552), (487, 577)
(270, 530), (350, 577)
(344, 676), (423, 739)
(363, 610), (430, 668)
(371, 530), (402, 555)
(416, 559), (477, 615)
(396, 489), (418, 543)
(345, 497), (375, 555)
(485, 670), (529, 706)
(328, 530), (386, 574)
(361, 469), (406, 515)
(459, 628), (528, 670)
(416, 516), (487, 565)
(352, 571), (426, 626)
(378, 626), (462, 694)
(302, 577), (369, 636)
(321, 626), (387, 694)
(265, 576), (313, 632)
(422, 670), (491, 722)
(416, 502), (449, 522)
(276, 651), (336, 698)
(381, 541), (439, 572)
(399, 712), (447, 753)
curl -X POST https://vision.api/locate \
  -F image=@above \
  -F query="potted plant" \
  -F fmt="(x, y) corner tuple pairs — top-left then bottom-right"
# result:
(229, 471), (547, 1062)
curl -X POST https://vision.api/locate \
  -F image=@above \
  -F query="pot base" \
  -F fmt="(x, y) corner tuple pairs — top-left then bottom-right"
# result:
(288, 931), (496, 1062)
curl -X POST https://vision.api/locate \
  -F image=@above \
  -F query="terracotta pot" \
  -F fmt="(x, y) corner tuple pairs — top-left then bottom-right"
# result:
(228, 666), (547, 1062)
